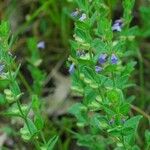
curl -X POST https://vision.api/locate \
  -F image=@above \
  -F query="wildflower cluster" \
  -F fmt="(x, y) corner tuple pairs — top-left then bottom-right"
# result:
(68, 0), (142, 149)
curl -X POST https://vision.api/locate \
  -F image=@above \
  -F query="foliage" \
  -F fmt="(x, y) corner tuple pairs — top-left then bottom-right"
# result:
(68, 0), (149, 149)
(0, 0), (150, 149)
(0, 22), (58, 149)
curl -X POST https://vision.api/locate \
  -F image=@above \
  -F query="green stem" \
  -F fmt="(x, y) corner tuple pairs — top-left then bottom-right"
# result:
(137, 49), (145, 108)
(7, 62), (41, 149)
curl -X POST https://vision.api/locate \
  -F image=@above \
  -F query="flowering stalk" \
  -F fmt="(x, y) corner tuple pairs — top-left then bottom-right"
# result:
(0, 22), (58, 149)
(68, 0), (142, 149)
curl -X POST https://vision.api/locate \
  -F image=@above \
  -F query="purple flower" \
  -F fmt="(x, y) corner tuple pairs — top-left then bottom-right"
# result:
(115, 19), (123, 26)
(112, 19), (123, 32)
(111, 54), (118, 64)
(98, 54), (107, 64)
(95, 66), (102, 73)
(0, 64), (4, 75)
(69, 64), (75, 74)
(37, 41), (45, 49)
(79, 13), (87, 21)
(71, 10), (79, 17)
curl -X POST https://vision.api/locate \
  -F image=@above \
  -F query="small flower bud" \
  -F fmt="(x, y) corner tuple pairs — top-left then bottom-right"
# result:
(37, 41), (45, 49)
(79, 13), (87, 21)
(69, 63), (75, 74)
(71, 9), (79, 17)
(95, 66), (102, 73)
(112, 19), (123, 32)
(98, 54), (107, 64)
(111, 54), (118, 64)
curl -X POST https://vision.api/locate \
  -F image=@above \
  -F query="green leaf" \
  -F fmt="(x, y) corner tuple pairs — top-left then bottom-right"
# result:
(47, 135), (59, 150)
(131, 145), (140, 150)
(145, 130), (150, 144)
(0, 79), (10, 88)
(124, 115), (142, 146)
(27, 118), (38, 136)
(140, 6), (150, 37)
(4, 103), (28, 117)
(107, 126), (122, 136)
(0, 21), (10, 37)
(75, 27), (92, 43)
(107, 88), (124, 103)
(124, 115), (142, 129)
(68, 103), (87, 115)
(123, 0), (135, 25)
(32, 95), (40, 111)
(76, 0), (89, 12)
(75, 132), (105, 149)
(90, 114), (108, 130)
(10, 81), (21, 97)
(0, 94), (6, 105)
(20, 119), (38, 141)
(84, 87), (97, 105)
(34, 113), (44, 130)
(100, 104), (116, 116)
(68, 103), (88, 125)
(121, 127), (134, 136)
(97, 16), (113, 41)
(119, 103), (130, 115)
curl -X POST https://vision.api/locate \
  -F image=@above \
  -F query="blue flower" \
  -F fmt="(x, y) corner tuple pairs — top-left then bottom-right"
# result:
(95, 66), (102, 73)
(112, 19), (123, 32)
(71, 10), (79, 17)
(115, 19), (123, 25)
(37, 41), (45, 49)
(0, 64), (4, 75)
(79, 13), (87, 21)
(69, 64), (75, 74)
(111, 54), (118, 64)
(98, 54), (107, 64)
